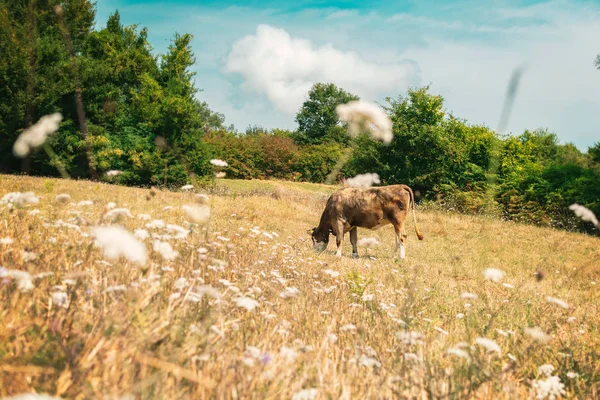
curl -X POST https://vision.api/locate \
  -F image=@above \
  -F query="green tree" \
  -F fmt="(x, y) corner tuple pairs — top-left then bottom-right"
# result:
(294, 82), (359, 145)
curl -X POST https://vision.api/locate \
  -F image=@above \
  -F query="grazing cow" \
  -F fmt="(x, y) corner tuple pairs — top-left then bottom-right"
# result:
(310, 184), (423, 259)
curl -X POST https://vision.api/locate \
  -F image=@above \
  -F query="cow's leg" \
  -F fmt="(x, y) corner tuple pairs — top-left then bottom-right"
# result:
(392, 221), (407, 260)
(334, 220), (345, 257)
(349, 227), (358, 258)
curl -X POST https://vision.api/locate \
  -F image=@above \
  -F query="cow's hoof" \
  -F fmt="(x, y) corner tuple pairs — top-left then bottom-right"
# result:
(351, 253), (359, 259)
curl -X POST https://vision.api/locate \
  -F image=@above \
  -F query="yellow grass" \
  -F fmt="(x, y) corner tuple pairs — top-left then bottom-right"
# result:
(0, 174), (599, 399)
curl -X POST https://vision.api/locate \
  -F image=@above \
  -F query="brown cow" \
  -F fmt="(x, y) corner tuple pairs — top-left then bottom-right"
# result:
(310, 184), (423, 259)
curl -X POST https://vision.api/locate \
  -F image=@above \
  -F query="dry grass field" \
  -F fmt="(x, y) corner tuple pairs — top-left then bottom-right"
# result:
(1, 174), (599, 399)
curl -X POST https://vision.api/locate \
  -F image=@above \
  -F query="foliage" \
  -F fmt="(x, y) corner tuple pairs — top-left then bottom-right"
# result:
(294, 82), (359, 145)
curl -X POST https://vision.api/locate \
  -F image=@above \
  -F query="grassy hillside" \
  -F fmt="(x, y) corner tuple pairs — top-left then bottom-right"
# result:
(0, 174), (599, 399)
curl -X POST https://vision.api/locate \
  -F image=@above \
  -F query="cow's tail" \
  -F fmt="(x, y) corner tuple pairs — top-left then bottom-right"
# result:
(407, 186), (424, 240)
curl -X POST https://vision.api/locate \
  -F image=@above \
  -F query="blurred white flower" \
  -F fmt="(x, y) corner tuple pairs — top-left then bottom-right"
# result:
(215, 172), (227, 178)
(0, 269), (34, 292)
(103, 208), (133, 222)
(194, 194), (209, 204)
(0, 237), (14, 245)
(91, 226), (147, 265)
(569, 203), (598, 227)
(181, 184), (194, 191)
(55, 193), (71, 204)
(52, 292), (69, 308)
(336, 100), (393, 143)
(1, 192), (40, 208)
(105, 170), (122, 177)
(566, 371), (579, 379)
(546, 296), (569, 309)
(210, 159), (228, 167)
(532, 375), (565, 400)
(134, 229), (149, 240)
(104, 285), (127, 293)
(347, 173), (381, 188)
(236, 296), (260, 311)
(292, 389), (317, 400)
(182, 204), (210, 225)
(22, 251), (37, 262)
(174, 277), (189, 291)
(152, 240), (178, 261)
(13, 112), (62, 157)
(322, 269), (340, 278)
(460, 292), (478, 300)
(538, 364), (555, 377)
(475, 337), (501, 355)
(525, 327), (551, 343)
(483, 268), (505, 282)
(447, 347), (471, 362)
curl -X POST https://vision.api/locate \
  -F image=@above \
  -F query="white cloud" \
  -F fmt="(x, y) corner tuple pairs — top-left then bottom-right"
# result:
(225, 24), (419, 115)
(401, 2), (600, 146)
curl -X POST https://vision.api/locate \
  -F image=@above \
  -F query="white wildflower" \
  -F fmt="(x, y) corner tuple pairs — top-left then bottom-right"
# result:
(103, 285), (127, 293)
(0, 269), (34, 292)
(336, 100), (393, 143)
(357, 237), (380, 247)
(105, 170), (121, 177)
(566, 316), (576, 323)
(346, 173), (381, 188)
(396, 331), (424, 345)
(103, 207), (133, 222)
(280, 286), (300, 299)
(0, 237), (14, 245)
(475, 337), (501, 355)
(236, 296), (260, 311)
(13, 112), (62, 157)
(55, 193), (71, 203)
(359, 354), (381, 368)
(210, 159), (228, 167)
(174, 277), (189, 291)
(292, 388), (318, 400)
(77, 200), (93, 206)
(461, 292), (478, 299)
(503, 283), (514, 289)
(215, 172), (226, 178)
(181, 184), (194, 191)
(146, 219), (165, 229)
(483, 268), (505, 282)
(134, 229), (149, 240)
(52, 292), (69, 308)
(280, 346), (298, 363)
(359, 293), (372, 302)
(435, 326), (449, 335)
(152, 240), (178, 261)
(340, 324), (357, 332)
(546, 296), (569, 309)
(182, 204), (210, 225)
(569, 203), (598, 227)
(1, 192), (39, 208)
(137, 213), (152, 220)
(538, 364), (555, 377)
(525, 327), (551, 343)
(532, 375), (565, 400)
(194, 194), (209, 204)
(566, 371), (579, 379)
(322, 269), (340, 278)
(22, 251), (37, 262)
(166, 223), (190, 238)
(91, 226), (147, 265)
(456, 313), (465, 319)
(447, 347), (471, 361)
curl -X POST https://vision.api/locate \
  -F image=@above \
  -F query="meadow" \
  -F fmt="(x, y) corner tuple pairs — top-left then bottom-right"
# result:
(1, 174), (599, 399)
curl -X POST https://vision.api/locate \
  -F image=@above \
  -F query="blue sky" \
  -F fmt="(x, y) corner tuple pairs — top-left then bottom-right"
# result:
(96, 0), (600, 149)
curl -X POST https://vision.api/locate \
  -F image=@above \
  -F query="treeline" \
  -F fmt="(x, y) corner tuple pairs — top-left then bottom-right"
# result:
(1, 1), (599, 233)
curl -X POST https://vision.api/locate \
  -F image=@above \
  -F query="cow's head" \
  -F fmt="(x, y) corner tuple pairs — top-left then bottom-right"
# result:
(309, 226), (330, 252)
